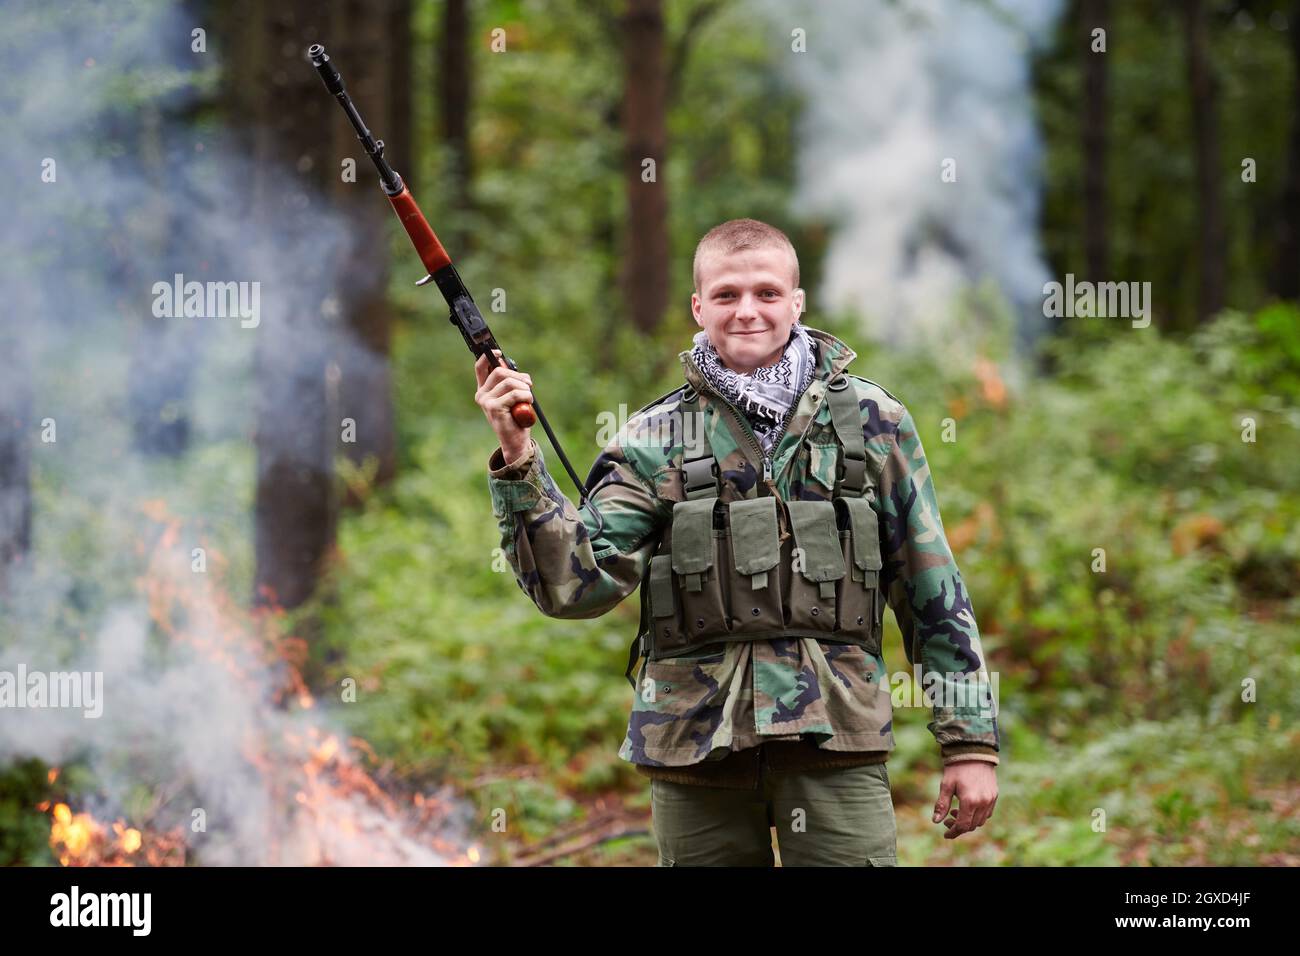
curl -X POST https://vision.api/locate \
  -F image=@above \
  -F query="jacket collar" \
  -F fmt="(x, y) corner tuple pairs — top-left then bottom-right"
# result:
(679, 324), (857, 394)
(676, 326), (858, 483)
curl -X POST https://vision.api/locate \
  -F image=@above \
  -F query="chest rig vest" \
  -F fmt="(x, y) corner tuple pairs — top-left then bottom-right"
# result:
(625, 374), (885, 687)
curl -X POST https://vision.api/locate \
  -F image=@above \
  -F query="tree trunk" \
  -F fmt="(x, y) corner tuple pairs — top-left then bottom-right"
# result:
(621, 0), (670, 335)
(1182, 0), (1226, 326)
(387, 0), (415, 195)
(1274, 0), (1300, 301)
(1081, 0), (1109, 285)
(439, 0), (474, 251)
(128, 99), (200, 459)
(250, 1), (338, 611)
(0, 316), (31, 595)
(330, 0), (397, 506)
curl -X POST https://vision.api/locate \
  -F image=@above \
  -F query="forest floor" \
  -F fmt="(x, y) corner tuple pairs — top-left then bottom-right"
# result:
(476, 767), (1300, 867)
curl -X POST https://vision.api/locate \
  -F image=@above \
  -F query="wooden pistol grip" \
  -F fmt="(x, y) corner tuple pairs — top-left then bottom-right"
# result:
(511, 402), (536, 428)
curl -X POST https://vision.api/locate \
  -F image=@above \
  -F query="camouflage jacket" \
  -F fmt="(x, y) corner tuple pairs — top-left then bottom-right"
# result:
(486, 326), (1000, 771)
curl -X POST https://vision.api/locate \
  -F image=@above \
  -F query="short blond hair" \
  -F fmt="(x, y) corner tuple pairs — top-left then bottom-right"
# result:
(692, 218), (800, 293)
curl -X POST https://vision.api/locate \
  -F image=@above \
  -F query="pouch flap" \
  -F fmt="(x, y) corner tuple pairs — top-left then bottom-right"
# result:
(728, 497), (780, 576)
(787, 500), (846, 583)
(671, 499), (715, 575)
(837, 497), (883, 572)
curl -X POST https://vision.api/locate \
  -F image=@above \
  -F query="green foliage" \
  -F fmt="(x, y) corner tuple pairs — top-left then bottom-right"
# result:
(0, 760), (56, 866)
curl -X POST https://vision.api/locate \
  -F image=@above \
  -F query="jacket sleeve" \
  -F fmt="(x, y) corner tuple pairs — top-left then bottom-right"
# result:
(878, 407), (1000, 764)
(486, 434), (669, 620)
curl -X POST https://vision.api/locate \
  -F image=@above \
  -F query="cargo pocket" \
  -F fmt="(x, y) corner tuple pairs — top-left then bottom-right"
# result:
(835, 496), (884, 654)
(670, 498), (729, 649)
(802, 441), (840, 498)
(784, 500), (845, 633)
(725, 496), (783, 636)
(641, 658), (729, 716)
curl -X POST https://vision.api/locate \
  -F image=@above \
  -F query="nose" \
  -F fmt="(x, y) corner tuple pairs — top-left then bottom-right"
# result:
(734, 292), (760, 320)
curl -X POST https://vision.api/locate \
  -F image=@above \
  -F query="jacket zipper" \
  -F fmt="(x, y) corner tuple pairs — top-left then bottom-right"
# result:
(690, 377), (776, 481)
(764, 402), (800, 482)
(691, 375), (824, 486)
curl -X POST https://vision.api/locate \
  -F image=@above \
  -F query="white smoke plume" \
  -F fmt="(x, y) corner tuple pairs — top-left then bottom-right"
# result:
(764, 0), (1064, 356)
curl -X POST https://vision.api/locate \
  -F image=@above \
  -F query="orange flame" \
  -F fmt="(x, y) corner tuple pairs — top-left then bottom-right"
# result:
(43, 499), (478, 867)
(48, 802), (185, 867)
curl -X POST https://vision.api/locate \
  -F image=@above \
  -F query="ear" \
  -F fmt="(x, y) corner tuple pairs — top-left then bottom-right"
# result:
(691, 292), (704, 326)
(792, 288), (805, 319)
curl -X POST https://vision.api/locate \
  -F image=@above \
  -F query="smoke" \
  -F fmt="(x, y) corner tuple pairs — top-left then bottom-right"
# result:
(0, 0), (469, 864)
(762, 0), (1064, 357)
(2, 526), (468, 866)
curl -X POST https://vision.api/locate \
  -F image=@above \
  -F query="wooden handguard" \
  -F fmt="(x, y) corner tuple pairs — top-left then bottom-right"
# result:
(387, 186), (452, 275)
(389, 187), (535, 429)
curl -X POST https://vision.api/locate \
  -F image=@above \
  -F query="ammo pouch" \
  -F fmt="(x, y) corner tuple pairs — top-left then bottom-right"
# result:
(626, 376), (885, 685)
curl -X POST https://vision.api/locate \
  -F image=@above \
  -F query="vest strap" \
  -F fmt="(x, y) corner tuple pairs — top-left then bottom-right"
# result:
(826, 376), (868, 497)
(678, 387), (721, 500)
(624, 631), (644, 690)
(626, 558), (654, 688)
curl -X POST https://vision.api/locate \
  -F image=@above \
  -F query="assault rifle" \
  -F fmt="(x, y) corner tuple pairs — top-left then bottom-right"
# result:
(307, 43), (593, 506)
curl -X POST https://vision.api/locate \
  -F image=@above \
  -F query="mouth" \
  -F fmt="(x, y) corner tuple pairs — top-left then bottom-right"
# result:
(730, 330), (767, 336)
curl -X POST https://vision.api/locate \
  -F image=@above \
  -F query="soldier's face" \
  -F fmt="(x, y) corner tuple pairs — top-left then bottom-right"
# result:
(691, 247), (804, 375)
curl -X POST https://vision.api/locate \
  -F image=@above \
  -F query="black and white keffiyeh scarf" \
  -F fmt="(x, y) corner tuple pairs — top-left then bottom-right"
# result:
(691, 322), (817, 455)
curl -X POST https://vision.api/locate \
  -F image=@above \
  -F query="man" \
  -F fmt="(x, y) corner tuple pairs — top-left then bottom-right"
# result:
(475, 218), (998, 866)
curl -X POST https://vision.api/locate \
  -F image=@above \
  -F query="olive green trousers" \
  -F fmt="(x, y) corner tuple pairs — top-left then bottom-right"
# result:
(650, 760), (898, 867)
